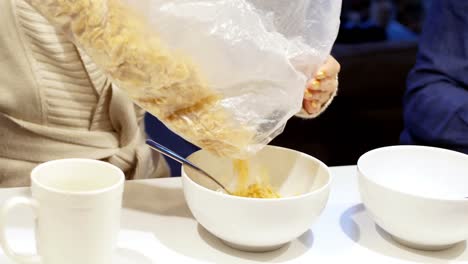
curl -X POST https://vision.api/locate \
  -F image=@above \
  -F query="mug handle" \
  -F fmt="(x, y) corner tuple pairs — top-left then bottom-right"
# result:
(0, 197), (41, 264)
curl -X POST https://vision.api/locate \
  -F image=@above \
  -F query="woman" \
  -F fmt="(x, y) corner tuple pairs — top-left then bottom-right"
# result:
(401, 0), (468, 153)
(0, 0), (339, 187)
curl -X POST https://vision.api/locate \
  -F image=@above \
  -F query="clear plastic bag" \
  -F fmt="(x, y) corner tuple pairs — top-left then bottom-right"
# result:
(26, 0), (341, 159)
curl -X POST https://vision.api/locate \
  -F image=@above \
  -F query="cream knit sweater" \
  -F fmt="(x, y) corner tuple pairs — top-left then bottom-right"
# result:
(0, 0), (169, 187)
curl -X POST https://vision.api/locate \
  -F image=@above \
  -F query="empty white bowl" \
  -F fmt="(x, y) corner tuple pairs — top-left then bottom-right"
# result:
(358, 145), (468, 250)
(181, 146), (331, 252)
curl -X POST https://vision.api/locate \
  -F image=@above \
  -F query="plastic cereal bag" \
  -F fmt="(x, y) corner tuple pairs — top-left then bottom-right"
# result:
(26, 0), (341, 158)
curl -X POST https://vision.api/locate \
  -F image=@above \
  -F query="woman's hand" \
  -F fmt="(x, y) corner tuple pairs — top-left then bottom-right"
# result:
(302, 56), (340, 115)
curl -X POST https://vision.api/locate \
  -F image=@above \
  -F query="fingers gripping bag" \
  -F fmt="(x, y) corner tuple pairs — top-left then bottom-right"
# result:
(25, 0), (342, 159)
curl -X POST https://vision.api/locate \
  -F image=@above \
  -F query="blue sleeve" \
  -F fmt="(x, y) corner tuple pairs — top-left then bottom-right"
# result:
(401, 0), (468, 153)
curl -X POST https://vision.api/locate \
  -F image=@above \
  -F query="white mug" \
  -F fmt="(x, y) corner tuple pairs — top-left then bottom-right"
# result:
(0, 159), (125, 264)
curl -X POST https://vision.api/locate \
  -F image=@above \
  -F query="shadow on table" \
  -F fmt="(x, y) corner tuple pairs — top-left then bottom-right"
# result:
(123, 181), (193, 218)
(197, 224), (313, 263)
(340, 204), (467, 263)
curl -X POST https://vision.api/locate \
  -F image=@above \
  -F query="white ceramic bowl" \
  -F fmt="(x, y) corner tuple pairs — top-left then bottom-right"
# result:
(182, 146), (331, 252)
(358, 145), (468, 250)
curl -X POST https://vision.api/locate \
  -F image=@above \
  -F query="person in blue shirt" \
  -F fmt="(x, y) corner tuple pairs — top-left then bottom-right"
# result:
(363, 0), (418, 42)
(401, 0), (468, 154)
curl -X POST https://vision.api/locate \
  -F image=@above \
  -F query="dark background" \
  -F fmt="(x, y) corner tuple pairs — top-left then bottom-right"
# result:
(146, 0), (429, 176)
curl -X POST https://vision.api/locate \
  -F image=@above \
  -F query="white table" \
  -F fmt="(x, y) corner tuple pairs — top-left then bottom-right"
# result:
(0, 166), (466, 264)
